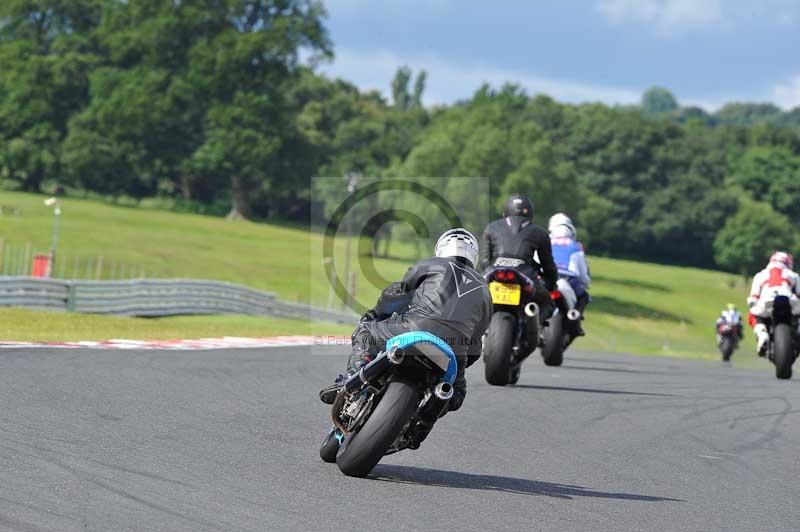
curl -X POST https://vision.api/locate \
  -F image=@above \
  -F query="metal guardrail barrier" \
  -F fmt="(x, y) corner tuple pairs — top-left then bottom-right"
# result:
(0, 277), (355, 324)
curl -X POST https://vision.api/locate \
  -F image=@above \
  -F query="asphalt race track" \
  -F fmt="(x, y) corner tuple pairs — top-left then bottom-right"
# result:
(0, 345), (798, 532)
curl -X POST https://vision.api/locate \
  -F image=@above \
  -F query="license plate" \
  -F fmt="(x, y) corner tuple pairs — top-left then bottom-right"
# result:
(489, 282), (521, 305)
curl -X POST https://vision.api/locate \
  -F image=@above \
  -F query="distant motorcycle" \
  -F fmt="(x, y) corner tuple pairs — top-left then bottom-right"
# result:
(715, 320), (741, 362)
(762, 295), (800, 379)
(540, 276), (582, 367)
(482, 258), (544, 386)
(319, 331), (458, 477)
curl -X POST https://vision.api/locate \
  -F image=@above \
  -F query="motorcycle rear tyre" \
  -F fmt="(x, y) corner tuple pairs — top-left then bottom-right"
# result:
(773, 323), (793, 380)
(336, 380), (418, 477)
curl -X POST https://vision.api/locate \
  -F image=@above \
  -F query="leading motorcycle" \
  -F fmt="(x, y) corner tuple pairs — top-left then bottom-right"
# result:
(319, 331), (458, 477)
(715, 319), (741, 362)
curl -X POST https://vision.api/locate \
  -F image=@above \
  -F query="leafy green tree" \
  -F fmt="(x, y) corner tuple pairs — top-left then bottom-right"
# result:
(60, 0), (331, 217)
(391, 66), (426, 110)
(714, 200), (797, 275)
(729, 146), (800, 221)
(641, 87), (678, 116)
(391, 66), (412, 110)
(714, 103), (784, 126)
(0, 0), (102, 191)
(411, 70), (426, 108)
(576, 193), (624, 253)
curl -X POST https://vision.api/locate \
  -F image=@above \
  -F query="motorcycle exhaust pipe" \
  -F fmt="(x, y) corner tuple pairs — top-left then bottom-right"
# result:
(387, 346), (405, 365)
(344, 353), (391, 392)
(433, 382), (454, 401)
(420, 382), (455, 421)
(567, 309), (581, 321)
(524, 302), (539, 318)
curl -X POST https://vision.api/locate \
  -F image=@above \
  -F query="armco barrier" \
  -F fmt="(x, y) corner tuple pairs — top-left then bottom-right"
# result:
(0, 277), (355, 324)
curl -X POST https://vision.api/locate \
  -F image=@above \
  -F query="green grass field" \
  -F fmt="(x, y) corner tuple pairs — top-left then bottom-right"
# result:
(0, 190), (760, 362)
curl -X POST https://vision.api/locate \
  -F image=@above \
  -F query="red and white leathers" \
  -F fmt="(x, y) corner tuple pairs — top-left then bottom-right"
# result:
(747, 259), (800, 353)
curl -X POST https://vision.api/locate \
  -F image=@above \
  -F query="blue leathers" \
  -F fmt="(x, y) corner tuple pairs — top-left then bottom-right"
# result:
(551, 236), (591, 297)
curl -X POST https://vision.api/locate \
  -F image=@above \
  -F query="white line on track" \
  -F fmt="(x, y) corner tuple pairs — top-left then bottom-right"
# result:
(0, 336), (319, 350)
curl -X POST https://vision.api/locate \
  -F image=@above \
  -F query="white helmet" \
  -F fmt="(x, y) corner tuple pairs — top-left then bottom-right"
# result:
(435, 228), (479, 268)
(550, 224), (575, 239)
(548, 212), (576, 238)
(769, 251), (793, 269)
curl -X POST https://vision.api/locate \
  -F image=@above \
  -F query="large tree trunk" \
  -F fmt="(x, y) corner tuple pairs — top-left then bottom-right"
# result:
(180, 175), (192, 200)
(227, 175), (249, 220)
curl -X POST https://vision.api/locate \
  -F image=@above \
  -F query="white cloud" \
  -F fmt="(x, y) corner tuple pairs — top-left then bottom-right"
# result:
(315, 48), (800, 112)
(771, 75), (800, 110)
(597, 0), (722, 33)
(321, 48), (642, 106)
(597, 0), (800, 33)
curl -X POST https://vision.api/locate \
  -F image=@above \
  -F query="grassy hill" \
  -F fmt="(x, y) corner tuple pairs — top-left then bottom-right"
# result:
(0, 190), (761, 362)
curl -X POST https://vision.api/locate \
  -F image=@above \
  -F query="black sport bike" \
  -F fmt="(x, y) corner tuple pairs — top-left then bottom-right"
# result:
(482, 259), (553, 386)
(715, 320), (741, 362)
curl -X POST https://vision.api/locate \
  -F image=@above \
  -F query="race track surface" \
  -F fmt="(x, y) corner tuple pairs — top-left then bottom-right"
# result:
(0, 346), (798, 531)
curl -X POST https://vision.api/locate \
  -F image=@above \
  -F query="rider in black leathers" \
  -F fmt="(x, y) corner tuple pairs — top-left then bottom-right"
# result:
(481, 194), (558, 338)
(320, 228), (492, 415)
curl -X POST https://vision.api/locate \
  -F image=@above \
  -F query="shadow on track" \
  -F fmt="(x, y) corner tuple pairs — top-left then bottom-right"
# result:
(567, 357), (633, 365)
(370, 465), (683, 501)
(560, 365), (664, 375)
(511, 384), (676, 397)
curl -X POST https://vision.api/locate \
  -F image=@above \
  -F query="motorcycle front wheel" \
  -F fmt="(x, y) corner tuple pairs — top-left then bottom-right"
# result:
(719, 336), (735, 362)
(336, 380), (418, 477)
(319, 429), (340, 463)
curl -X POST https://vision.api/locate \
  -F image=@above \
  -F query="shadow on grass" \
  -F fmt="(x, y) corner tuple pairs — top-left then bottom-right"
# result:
(593, 275), (671, 293)
(511, 384), (676, 397)
(370, 465), (683, 501)
(592, 295), (687, 324)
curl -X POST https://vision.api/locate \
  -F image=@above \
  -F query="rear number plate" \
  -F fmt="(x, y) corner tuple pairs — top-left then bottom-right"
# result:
(489, 282), (521, 305)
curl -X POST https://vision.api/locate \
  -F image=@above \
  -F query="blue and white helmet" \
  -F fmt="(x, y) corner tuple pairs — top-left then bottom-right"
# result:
(435, 228), (479, 268)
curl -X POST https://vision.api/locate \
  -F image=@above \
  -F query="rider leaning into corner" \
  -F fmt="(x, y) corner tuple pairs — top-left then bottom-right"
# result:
(747, 251), (800, 356)
(319, 228), (493, 417)
(548, 212), (591, 337)
(481, 193), (558, 322)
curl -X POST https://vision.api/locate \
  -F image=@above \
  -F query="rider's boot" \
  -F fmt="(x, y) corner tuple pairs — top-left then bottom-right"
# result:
(753, 323), (769, 357)
(573, 313), (586, 337)
(318, 352), (373, 405)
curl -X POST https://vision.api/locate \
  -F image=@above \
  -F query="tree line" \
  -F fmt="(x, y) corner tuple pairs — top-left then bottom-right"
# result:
(1, 1), (799, 274)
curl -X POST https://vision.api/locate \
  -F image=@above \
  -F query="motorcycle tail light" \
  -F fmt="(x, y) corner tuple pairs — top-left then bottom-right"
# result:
(495, 270), (517, 282)
(550, 290), (562, 300)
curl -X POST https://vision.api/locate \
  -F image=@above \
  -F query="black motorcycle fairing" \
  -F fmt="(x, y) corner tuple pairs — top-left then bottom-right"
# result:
(773, 295), (792, 323)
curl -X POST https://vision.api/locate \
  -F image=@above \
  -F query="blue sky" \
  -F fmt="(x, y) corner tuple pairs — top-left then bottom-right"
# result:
(315, 0), (800, 110)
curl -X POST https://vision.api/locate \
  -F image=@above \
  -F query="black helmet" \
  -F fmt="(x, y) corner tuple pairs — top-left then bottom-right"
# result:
(502, 193), (533, 220)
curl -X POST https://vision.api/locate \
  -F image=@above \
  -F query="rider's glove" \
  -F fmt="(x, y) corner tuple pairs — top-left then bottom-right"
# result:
(360, 309), (380, 322)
